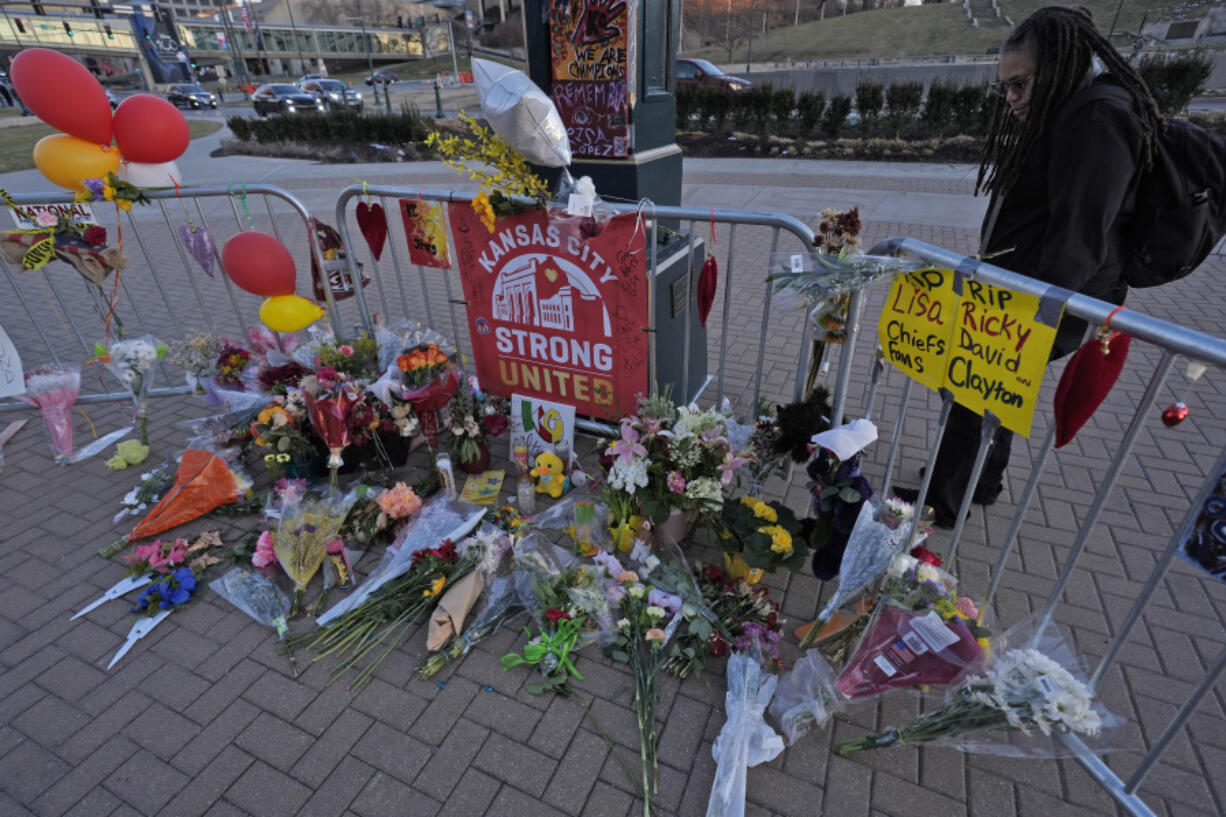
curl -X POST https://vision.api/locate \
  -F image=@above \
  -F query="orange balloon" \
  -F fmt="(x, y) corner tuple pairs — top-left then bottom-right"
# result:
(32, 134), (120, 191)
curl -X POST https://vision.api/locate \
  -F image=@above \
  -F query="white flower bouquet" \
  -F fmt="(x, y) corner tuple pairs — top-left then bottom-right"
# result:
(102, 335), (165, 445)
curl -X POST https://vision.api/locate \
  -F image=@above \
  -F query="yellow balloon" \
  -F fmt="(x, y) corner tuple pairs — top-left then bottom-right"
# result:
(259, 295), (324, 333)
(32, 134), (121, 191)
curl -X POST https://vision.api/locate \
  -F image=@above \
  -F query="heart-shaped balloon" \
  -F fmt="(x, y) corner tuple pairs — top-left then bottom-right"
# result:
(177, 223), (215, 277)
(355, 201), (388, 261)
(1053, 330), (1132, 448)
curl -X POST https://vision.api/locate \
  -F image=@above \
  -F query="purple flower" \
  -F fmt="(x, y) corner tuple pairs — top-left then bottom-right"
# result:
(84, 178), (106, 200)
(666, 470), (686, 494)
(648, 588), (681, 615)
(610, 418), (647, 466)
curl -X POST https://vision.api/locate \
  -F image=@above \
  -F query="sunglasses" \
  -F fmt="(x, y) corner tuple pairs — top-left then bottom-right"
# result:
(989, 75), (1035, 97)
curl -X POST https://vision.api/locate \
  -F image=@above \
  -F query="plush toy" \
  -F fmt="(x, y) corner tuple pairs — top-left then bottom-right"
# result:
(531, 451), (569, 499)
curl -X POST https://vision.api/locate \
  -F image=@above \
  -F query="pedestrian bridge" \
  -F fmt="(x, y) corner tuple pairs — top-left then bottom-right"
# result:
(0, 11), (452, 65)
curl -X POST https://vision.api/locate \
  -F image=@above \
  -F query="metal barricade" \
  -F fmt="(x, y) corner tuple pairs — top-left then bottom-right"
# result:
(330, 184), (828, 431)
(0, 184), (338, 407)
(830, 236), (1226, 817)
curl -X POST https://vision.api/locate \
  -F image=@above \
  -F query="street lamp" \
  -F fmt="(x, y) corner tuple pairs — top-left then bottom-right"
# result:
(284, 0), (306, 75)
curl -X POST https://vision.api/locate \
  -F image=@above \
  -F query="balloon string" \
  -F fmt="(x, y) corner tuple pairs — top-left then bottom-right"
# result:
(102, 203), (123, 342)
(172, 176), (193, 224)
(78, 406), (98, 439)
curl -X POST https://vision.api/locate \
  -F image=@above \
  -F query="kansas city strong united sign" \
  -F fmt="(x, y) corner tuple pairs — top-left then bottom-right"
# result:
(450, 206), (649, 421)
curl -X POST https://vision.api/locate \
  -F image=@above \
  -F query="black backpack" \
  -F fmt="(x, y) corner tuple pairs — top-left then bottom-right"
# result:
(1072, 83), (1226, 288)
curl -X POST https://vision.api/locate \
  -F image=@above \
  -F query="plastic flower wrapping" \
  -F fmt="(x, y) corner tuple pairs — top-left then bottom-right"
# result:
(16, 364), (80, 463)
(273, 491), (356, 616)
(102, 334), (164, 445)
(706, 652), (785, 817)
(838, 637), (1116, 757)
(213, 567), (293, 640)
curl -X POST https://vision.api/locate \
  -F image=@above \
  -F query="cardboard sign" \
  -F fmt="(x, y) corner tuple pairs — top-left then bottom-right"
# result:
(7, 202), (97, 230)
(552, 80), (629, 158)
(398, 198), (451, 269)
(450, 207), (648, 421)
(549, 0), (630, 82)
(945, 279), (1061, 437)
(877, 269), (1061, 437)
(510, 394), (576, 463)
(0, 323), (25, 398)
(878, 268), (959, 392)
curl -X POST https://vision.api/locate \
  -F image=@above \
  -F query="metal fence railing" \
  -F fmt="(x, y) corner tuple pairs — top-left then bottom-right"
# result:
(834, 237), (1226, 817)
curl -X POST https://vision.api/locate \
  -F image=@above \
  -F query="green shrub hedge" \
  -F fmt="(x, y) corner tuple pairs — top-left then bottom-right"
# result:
(1139, 50), (1213, 115)
(226, 107), (433, 146)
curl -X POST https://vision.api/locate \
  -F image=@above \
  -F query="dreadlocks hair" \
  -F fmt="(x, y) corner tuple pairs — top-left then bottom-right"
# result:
(975, 5), (1163, 197)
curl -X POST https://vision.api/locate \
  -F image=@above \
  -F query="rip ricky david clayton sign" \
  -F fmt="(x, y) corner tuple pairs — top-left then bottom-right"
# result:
(450, 206), (648, 422)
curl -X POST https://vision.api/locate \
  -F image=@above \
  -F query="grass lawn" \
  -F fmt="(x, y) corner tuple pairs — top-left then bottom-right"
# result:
(687, 0), (1172, 63)
(0, 119), (223, 174)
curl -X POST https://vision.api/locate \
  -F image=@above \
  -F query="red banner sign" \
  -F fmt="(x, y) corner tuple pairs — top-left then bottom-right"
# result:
(450, 206), (648, 421)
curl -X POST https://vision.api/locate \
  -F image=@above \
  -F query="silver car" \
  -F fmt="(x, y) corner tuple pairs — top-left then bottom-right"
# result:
(299, 79), (363, 112)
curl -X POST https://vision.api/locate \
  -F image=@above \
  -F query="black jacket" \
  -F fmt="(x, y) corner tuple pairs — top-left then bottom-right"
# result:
(982, 77), (1143, 350)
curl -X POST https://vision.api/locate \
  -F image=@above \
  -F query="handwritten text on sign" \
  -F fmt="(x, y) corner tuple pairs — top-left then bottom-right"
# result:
(877, 268), (1062, 437)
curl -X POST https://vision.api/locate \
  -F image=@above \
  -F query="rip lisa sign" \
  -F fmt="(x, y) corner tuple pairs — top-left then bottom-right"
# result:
(877, 268), (1062, 437)
(449, 206), (648, 421)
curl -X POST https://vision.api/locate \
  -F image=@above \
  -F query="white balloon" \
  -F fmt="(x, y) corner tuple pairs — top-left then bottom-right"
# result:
(118, 160), (182, 188)
(473, 59), (571, 168)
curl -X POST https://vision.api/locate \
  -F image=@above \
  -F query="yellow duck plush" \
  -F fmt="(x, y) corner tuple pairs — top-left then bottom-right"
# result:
(531, 451), (569, 498)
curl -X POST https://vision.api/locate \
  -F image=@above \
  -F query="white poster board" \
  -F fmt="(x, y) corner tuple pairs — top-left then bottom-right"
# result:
(509, 394), (576, 464)
(0, 323), (25, 398)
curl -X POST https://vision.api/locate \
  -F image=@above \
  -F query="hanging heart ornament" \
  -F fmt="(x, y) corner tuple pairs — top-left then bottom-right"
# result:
(1162, 402), (1189, 427)
(177, 222), (215, 277)
(355, 200), (388, 261)
(697, 253), (718, 327)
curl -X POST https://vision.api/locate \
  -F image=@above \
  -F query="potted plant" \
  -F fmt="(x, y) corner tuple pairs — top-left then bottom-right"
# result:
(716, 496), (807, 583)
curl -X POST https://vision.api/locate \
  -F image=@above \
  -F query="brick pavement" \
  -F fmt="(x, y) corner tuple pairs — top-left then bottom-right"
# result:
(1, 149), (1225, 817)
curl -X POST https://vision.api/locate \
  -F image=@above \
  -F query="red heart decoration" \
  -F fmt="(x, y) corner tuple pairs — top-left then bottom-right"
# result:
(1053, 331), (1132, 448)
(355, 201), (388, 261)
(697, 254), (718, 327)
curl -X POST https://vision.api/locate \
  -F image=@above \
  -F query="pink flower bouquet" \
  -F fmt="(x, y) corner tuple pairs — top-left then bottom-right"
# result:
(17, 364), (81, 464)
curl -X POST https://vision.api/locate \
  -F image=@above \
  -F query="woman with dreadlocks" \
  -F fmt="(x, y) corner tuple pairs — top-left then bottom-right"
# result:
(894, 5), (1163, 527)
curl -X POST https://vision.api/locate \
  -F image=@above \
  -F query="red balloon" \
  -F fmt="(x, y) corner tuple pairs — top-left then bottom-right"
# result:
(113, 95), (189, 164)
(222, 232), (297, 297)
(10, 48), (113, 145)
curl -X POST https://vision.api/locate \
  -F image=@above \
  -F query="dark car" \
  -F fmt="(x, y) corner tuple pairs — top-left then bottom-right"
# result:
(675, 58), (751, 91)
(105, 88), (119, 109)
(167, 83), (218, 109)
(300, 79), (363, 111)
(251, 83), (325, 117)
(364, 70), (396, 86)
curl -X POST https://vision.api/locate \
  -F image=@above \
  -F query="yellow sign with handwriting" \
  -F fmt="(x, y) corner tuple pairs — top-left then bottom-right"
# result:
(877, 269), (1062, 437)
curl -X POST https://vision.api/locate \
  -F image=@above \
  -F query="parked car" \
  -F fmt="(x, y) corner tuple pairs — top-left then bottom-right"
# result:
(166, 83), (218, 110)
(364, 70), (396, 86)
(298, 73), (327, 83)
(251, 83), (325, 117)
(675, 58), (751, 91)
(105, 88), (118, 109)
(299, 79), (363, 111)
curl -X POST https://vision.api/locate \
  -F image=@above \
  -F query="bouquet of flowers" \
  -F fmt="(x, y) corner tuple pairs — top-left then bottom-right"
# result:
(114, 461), (176, 524)
(663, 561), (783, 679)
(101, 335), (165, 445)
(250, 398), (316, 479)
(214, 343), (252, 389)
(716, 497), (808, 575)
(16, 364), (81, 464)
(416, 528), (521, 680)
(396, 343), (460, 449)
(799, 497), (924, 649)
(838, 646), (1106, 755)
(132, 567), (200, 616)
(447, 377), (508, 470)
(273, 492), (356, 616)
(286, 537), (477, 690)
(602, 569), (682, 817)
(299, 366), (360, 487)
(315, 333), (381, 380)
(213, 568), (292, 640)
(167, 331), (223, 395)
(341, 481), (425, 547)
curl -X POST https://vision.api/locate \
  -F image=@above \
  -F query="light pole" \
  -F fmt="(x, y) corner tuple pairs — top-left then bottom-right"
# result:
(349, 0), (375, 87)
(285, 0), (306, 75)
(445, 17), (460, 82)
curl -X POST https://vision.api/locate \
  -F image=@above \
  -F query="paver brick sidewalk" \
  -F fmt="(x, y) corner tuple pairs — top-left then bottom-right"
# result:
(1, 158), (1224, 817)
